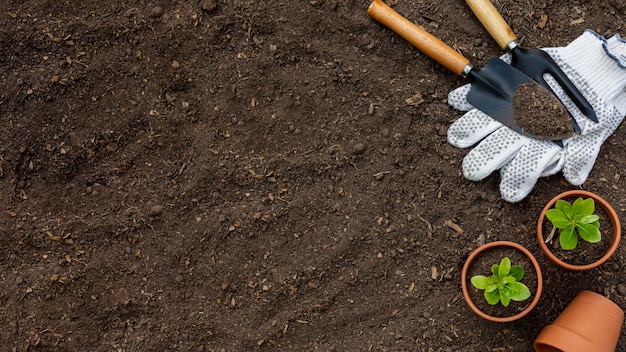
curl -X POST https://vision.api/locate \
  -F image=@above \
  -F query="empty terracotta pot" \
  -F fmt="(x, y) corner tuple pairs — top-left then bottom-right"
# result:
(534, 290), (624, 352)
(537, 190), (621, 271)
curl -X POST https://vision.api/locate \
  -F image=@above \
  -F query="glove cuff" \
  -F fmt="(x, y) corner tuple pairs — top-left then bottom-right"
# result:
(556, 30), (626, 102)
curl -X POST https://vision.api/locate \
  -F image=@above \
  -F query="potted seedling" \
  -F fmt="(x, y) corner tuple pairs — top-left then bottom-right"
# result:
(470, 256), (531, 307)
(461, 241), (543, 322)
(537, 190), (621, 271)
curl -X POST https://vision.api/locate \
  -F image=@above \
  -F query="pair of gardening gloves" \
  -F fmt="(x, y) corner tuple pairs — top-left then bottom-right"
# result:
(447, 30), (626, 203)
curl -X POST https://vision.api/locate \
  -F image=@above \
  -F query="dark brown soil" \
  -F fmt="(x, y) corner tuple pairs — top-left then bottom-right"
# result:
(1, 0), (625, 351)
(512, 82), (573, 139)
(465, 246), (539, 319)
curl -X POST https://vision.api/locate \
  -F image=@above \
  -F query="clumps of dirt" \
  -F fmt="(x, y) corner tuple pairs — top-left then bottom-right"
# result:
(512, 83), (574, 140)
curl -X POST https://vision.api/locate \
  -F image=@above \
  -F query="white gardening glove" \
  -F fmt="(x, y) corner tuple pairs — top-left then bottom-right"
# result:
(447, 30), (626, 202)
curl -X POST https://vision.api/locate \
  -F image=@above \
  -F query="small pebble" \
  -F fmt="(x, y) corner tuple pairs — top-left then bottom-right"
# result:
(352, 143), (366, 155)
(150, 6), (164, 18)
(201, 0), (217, 12)
(618, 284), (626, 296)
(149, 205), (164, 216)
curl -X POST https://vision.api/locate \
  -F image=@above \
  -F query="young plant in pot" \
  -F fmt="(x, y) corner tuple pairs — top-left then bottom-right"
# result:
(537, 190), (621, 271)
(461, 241), (543, 322)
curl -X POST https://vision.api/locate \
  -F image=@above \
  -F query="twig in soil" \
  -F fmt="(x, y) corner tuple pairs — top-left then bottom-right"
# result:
(373, 171), (390, 180)
(545, 226), (556, 244)
(417, 214), (433, 238)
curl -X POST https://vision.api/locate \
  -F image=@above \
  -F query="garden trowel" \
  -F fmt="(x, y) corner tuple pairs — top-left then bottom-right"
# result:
(368, 0), (576, 141)
(466, 0), (597, 124)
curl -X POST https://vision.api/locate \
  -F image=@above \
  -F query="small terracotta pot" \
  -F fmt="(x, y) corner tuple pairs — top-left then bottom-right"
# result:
(533, 290), (624, 352)
(461, 241), (543, 322)
(537, 190), (621, 271)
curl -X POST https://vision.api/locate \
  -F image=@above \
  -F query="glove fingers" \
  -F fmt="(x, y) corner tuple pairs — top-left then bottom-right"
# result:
(499, 141), (563, 202)
(563, 107), (625, 185)
(447, 84), (474, 111)
(461, 128), (527, 181)
(447, 109), (503, 148)
(562, 131), (605, 185)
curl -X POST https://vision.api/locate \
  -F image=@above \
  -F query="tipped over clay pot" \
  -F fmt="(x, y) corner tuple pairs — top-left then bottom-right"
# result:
(534, 290), (624, 352)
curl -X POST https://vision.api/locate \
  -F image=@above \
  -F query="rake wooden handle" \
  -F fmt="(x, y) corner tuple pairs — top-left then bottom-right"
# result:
(466, 0), (517, 49)
(368, 0), (469, 76)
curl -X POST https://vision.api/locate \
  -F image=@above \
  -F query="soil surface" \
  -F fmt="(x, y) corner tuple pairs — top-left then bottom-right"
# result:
(512, 82), (572, 140)
(1, 0), (625, 351)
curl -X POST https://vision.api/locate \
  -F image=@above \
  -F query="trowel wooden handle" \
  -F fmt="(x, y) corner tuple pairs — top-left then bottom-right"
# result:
(466, 0), (517, 49)
(368, 0), (469, 76)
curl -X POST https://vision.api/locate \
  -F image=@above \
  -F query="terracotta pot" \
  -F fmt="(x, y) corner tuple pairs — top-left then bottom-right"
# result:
(461, 241), (543, 322)
(533, 290), (624, 352)
(537, 190), (621, 271)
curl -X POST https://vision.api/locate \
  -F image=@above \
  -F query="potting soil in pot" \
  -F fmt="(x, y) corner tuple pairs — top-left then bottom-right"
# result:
(541, 199), (614, 265)
(465, 246), (538, 318)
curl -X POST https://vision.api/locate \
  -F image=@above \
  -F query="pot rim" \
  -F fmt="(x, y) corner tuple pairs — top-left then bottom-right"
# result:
(461, 240), (543, 323)
(536, 190), (621, 271)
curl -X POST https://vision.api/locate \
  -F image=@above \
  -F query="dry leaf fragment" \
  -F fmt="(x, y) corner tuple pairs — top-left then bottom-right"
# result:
(431, 266), (438, 280)
(405, 92), (424, 106)
(444, 219), (464, 234)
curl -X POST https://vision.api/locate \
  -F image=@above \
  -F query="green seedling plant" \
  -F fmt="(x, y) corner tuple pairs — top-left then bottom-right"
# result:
(470, 257), (531, 307)
(545, 197), (601, 250)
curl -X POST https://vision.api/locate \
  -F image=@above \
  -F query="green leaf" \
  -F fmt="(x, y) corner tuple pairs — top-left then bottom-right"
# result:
(559, 227), (578, 250)
(509, 266), (524, 281)
(501, 276), (516, 285)
(485, 289), (500, 305)
(574, 197), (595, 217)
(579, 215), (599, 224)
(491, 264), (499, 276)
(577, 223), (601, 243)
(485, 283), (498, 293)
(554, 199), (569, 212)
(471, 275), (490, 290)
(499, 289), (511, 307)
(545, 208), (573, 229)
(498, 257), (511, 279)
(562, 200), (575, 219)
(507, 282), (531, 301)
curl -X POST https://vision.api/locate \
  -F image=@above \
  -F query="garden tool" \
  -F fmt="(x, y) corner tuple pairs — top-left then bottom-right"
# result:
(466, 0), (597, 125)
(367, 0), (575, 141)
